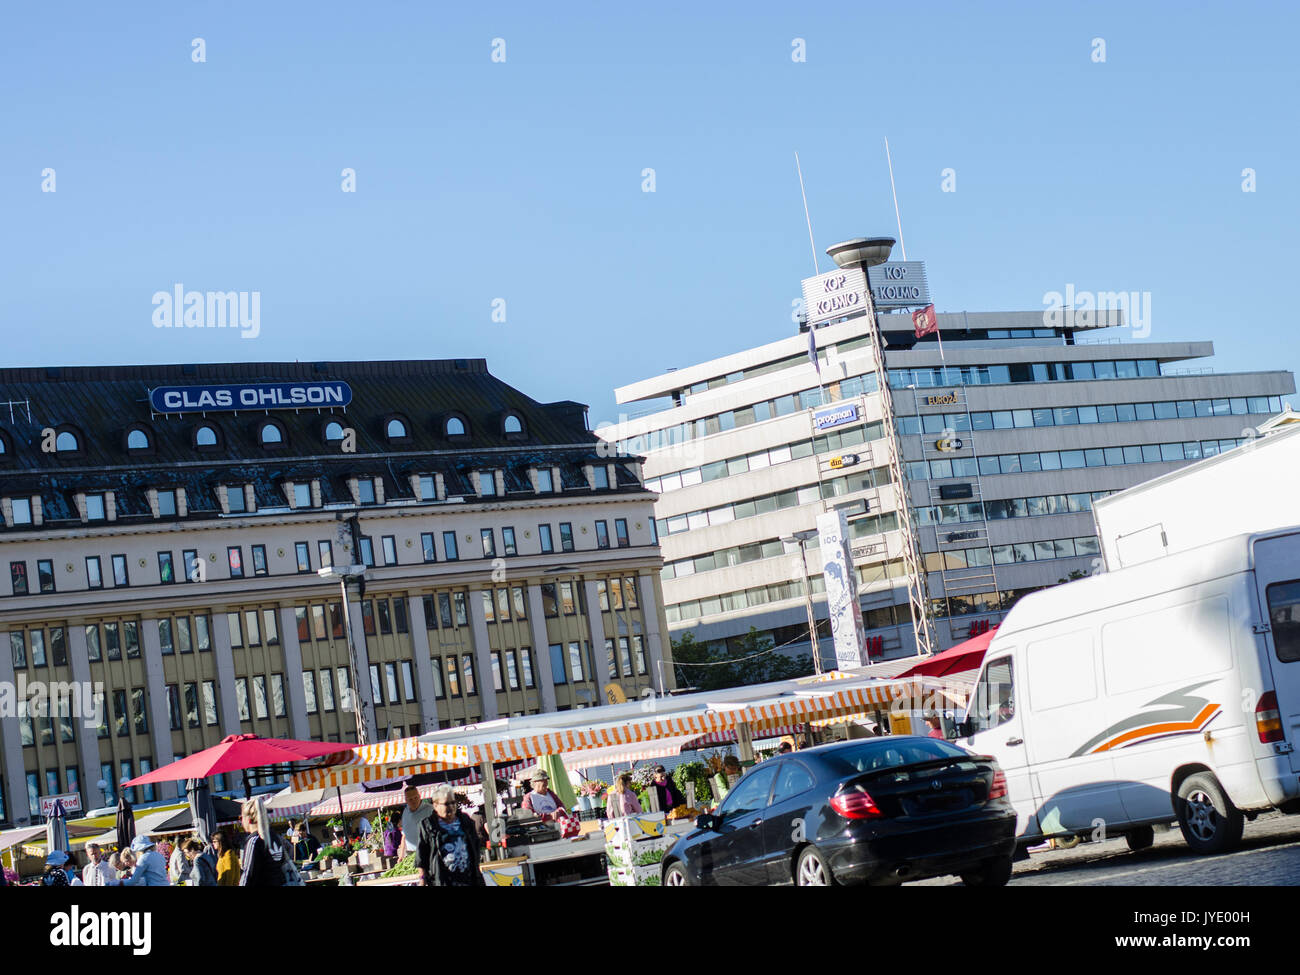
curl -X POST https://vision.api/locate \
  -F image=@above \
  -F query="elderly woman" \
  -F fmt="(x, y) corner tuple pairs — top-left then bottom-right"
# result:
(415, 785), (485, 887)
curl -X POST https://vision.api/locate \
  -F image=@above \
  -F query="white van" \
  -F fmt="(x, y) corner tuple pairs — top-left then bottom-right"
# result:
(954, 526), (1300, 854)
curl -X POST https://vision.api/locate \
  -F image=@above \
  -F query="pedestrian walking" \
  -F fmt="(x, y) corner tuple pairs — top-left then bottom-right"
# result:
(415, 785), (485, 887)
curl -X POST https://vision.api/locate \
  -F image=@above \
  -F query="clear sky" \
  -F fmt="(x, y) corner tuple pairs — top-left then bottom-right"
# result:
(2, 2), (1295, 427)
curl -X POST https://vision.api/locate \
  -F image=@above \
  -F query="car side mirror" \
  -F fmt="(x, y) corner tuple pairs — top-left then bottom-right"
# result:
(695, 813), (718, 830)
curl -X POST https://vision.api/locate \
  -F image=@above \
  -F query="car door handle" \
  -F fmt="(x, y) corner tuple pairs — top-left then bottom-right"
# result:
(749, 818), (763, 829)
(1005, 738), (1024, 746)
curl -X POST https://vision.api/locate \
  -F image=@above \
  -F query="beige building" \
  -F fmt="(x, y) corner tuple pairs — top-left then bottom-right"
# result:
(0, 359), (670, 824)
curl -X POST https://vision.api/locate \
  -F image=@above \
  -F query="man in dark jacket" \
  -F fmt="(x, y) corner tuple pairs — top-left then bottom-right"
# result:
(416, 786), (485, 887)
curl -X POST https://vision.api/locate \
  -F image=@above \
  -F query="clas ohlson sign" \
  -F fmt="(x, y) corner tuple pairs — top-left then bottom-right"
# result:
(149, 381), (352, 414)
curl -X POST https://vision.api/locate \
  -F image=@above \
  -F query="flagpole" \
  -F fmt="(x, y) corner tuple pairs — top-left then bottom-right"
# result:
(795, 152), (819, 277)
(885, 137), (907, 261)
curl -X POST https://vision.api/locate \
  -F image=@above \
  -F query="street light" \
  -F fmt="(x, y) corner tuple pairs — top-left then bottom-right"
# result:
(784, 529), (822, 675)
(318, 564), (372, 745)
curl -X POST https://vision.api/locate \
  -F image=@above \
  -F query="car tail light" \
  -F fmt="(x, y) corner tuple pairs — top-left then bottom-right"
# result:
(1256, 691), (1284, 744)
(988, 769), (1008, 800)
(830, 789), (883, 820)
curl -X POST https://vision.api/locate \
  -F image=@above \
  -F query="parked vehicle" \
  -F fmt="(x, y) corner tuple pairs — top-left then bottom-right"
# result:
(661, 736), (1017, 886)
(954, 527), (1300, 855)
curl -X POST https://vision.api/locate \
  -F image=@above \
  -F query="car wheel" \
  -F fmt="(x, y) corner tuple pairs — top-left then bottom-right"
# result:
(1176, 773), (1244, 854)
(795, 846), (837, 886)
(1054, 835), (1081, 850)
(662, 862), (689, 887)
(960, 855), (1013, 887)
(1125, 826), (1155, 852)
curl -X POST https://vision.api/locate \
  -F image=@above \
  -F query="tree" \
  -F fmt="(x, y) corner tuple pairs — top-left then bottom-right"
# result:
(671, 627), (813, 692)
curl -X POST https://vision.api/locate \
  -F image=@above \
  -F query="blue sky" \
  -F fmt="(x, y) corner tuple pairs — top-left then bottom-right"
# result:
(2, 2), (1295, 425)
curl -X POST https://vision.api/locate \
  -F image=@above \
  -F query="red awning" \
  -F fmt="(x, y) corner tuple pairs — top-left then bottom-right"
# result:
(123, 734), (348, 786)
(897, 627), (998, 679)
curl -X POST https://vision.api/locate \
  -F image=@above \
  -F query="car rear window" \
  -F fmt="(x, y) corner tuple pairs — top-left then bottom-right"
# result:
(823, 738), (970, 774)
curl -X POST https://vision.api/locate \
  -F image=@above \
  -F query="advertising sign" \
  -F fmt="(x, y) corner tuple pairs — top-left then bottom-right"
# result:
(149, 381), (352, 414)
(40, 793), (82, 818)
(802, 267), (871, 326)
(867, 262), (931, 309)
(813, 403), (860, 432)
(818, 510), (867, 670)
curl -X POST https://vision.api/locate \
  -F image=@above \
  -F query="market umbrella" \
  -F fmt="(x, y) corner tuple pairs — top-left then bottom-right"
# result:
(122, 734), (347, 787)
(46, 800), (69, 857)
(186, 779), (217, 845)
(114, 796), (135, 850)
(540, 754), (577, 812)
(897, 627), (999, 679)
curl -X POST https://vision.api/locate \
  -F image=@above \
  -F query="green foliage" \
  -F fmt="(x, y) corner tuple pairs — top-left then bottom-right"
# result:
(671, 628), (814, 692)
(672, 761), (713, 806)
(382, 853), (417, 878)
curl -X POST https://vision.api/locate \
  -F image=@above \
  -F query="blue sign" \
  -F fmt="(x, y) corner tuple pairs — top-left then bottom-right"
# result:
(149, 381), (352, 414)
(813, 403), (859, 432)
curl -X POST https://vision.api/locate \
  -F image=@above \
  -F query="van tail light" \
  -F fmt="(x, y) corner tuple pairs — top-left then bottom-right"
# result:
(988, 769), (1008, 800)
(830, 789), (883, 820)
(1257, 691), (1284, 744)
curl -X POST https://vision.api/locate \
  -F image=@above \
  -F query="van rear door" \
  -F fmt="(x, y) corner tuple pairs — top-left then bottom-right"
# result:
(1252, 532), (1300, 773)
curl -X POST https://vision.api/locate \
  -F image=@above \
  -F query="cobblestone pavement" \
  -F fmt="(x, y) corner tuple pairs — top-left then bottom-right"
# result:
(914, 811), (1300, 885)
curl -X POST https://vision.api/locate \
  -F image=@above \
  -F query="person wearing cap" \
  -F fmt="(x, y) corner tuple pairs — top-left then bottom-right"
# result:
(521, 770), (566, 822)
(120, 836), (169, 886)
(41, 850), (72, 887)
(925, 713), (945, 739)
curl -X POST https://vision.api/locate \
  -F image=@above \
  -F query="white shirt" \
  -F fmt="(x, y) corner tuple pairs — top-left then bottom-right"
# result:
(527, 791), (560, 817)
(400, 801), (433, 852)
(82, 859), (118, 887)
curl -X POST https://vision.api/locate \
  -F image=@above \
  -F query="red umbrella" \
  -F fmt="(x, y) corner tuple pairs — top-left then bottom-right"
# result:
(898, 627), (999, 678)
(122, 734), (348, 786)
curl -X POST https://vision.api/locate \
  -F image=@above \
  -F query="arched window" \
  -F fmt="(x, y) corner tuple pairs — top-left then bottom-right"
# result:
(260, 422), (283, 445)
(55, 431), (79, 452)
(504, 414), (523, 434)
(127, 429), (150, 451)
(324, 421), (345, 442)
(196, 425), (218, 447)
(386, 418), (408, 440)
(446, 417), (466, 437)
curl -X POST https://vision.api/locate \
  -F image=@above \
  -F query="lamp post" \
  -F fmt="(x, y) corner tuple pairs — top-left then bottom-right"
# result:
(318, 564), (372, 745)
(784, 529), (822, 675)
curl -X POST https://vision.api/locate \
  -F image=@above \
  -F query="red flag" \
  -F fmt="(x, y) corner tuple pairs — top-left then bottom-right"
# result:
(912, 304), (938, 339)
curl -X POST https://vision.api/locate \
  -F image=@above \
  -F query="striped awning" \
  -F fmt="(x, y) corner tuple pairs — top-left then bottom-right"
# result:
(561, 735), (698, 772)
(289, 677), (947, 791)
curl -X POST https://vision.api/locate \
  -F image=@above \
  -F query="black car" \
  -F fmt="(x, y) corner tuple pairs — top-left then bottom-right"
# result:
(661, 736), (1017, 886)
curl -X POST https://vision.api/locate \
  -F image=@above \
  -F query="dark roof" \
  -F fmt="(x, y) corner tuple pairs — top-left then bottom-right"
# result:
(0, 359), (642, 530)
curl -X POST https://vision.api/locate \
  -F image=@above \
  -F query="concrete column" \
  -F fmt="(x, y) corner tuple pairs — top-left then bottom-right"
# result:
(525, 584), (557, 712)
(404, 592), (440, 732)
(140, 619), (179, 801)
(467, 589), (498, 721)
(66, 624), (103, 814)
(278, 607), (309, 740)
(211, 612), (242, 738)
(583, 580), (614, 703)
(637, 572), (670, 693)
(0, 630), (31, 823)
(348, 598), (379, 743)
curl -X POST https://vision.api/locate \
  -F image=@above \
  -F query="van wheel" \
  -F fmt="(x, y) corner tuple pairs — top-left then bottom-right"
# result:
(1125, 826), (1155, 852)
(1176, 774), (1244, 854)
(960, 855), (1013, 887)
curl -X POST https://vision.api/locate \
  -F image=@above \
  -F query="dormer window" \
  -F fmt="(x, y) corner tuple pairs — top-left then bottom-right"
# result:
(419, 475), (435, 501)
(358, 478), (376, 504)
(478, 472), (496, 498)
(504, 414), (522, 434)
(293, 483), (311, 508)
(325, 420), (346, 443)
(445, 415), (468, 438)
(592, 466), (609, 489)
(157, 490), (177, 517)
(536, 469), (554, 493)
(11, 498), (32, 525)
(227, 487), (247, 514)
(85, 494), (106, 521)
(126, 427), (152, 452)
(384, 416), (410, 442)
(194, 424), (220, 449)
(259, 421), (285, 446)
(55, 431), (79, 452)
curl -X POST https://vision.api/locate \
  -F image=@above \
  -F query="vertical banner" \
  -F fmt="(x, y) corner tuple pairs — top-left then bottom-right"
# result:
(817, 510), (867, 670)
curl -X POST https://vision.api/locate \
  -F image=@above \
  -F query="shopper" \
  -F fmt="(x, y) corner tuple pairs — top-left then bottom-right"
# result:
(211, 829), (241, 886)
(167, 834), (191, 884)
(290, 822), (320, 862)
(400, 785), (434, 858)
(81, 844), (116, 886)
(646, 766), (684, 813)
(238, 800), (286, 887)
(41, 850), (72, 887)
(712, 755), (743, 802)
(181, 839), (218, 886)
(415, 786), (485, 887)
(605, 773), (643, 818)
(521, 770), (567, 822)
(120, 836), (169, 886)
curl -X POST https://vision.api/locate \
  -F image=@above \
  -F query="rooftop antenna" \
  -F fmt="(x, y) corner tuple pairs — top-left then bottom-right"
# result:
(884, 137), (907, 260)
(794, 151), (819, 277)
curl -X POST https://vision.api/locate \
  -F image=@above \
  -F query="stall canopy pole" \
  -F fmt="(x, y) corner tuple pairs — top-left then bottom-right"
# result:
(480, 759), (500, 862)
(737, 722), (755, 764)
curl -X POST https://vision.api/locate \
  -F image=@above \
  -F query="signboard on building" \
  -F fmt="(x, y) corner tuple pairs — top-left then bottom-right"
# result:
(813, 403), (860, 432)
(40, 793), (82, 818)
(867, 262), (931, 309)
(851, 541), (887, 560)
(801, 267), (871, 326)
(925, 391), (958, 406)
(939, 483), (974, 500)
(935, 437), (963, 452)
(149, 381), (353, 414)
(828, 453), (860, 470)
(818, 510), (867, 670)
